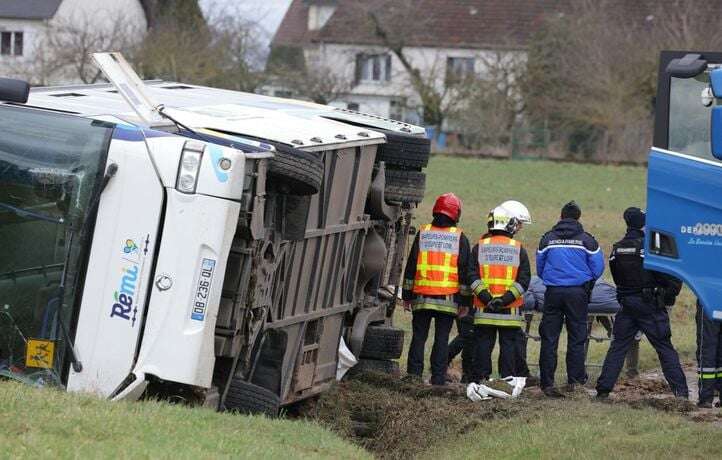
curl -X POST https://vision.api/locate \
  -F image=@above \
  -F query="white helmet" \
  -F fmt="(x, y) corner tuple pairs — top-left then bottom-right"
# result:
(500, 200), (532, 224)
(488, 205), (520, 234)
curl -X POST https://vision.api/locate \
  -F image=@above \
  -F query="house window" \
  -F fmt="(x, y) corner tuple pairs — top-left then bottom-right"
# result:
(1, 31), (24, 56)
(355, 54), (391, 83)
(446, 57), (475, 83)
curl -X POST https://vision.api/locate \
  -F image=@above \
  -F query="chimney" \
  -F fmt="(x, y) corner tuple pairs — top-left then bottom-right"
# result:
(304, 0), (338, 31)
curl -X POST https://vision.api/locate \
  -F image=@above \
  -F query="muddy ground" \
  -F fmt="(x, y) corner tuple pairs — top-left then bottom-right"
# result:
(290, 367), (722, 459)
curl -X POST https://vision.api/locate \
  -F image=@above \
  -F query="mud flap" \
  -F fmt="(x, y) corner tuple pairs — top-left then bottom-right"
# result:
(336, 337), (358, 380)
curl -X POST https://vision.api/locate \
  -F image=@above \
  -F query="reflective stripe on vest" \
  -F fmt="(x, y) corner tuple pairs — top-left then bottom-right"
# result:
(413, 224), (461, 296)
(473, 235), (523, 309)
(412, 295), (458, 315)
(473, 307), (524, 327)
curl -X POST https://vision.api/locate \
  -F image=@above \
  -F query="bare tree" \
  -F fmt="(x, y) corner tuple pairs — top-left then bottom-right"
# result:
(270, 64), (351, 105)
(135, 4), (266, 91)
(8, 13), (141, 85)
(448, 50), (526, 152)
(139, 0), (205, 31)
(524, 0), (722, 162)
(336, 0), (470, 132)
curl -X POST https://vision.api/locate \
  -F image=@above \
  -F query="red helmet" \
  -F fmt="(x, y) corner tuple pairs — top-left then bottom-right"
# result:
(432, 193), (462, 221)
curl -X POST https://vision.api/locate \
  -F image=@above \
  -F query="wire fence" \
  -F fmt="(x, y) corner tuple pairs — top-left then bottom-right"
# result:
(432, 120), (653, 165)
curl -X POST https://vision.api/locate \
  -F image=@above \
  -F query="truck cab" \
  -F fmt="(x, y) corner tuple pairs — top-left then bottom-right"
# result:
(646, 51), (722, 320)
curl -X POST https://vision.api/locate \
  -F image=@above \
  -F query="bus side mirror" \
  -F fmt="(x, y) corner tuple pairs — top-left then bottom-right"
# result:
(712, 106), (722, 160)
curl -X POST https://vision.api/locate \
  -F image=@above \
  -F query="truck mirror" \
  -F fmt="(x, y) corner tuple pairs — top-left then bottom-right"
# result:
(710, 68), (722, 98)
(0, 77), (29, 103)
(711, 106), (722, 160)
(666, 53), (706, 78)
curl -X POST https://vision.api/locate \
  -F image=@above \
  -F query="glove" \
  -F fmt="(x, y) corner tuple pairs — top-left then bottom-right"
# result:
(487, 298), (504, 313)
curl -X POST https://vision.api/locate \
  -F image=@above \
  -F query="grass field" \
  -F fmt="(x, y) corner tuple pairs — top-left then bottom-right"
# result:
(0, 382), (368, 459)
(395, 155), (698, 382)
(421, 397), (722, 460)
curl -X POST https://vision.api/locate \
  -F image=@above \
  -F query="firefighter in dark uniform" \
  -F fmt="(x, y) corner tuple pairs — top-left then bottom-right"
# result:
(696, 300), (722, 408)
(596, 207), (688, 399)
(402, 193), (473, 386)
(469, 204), (531, 381)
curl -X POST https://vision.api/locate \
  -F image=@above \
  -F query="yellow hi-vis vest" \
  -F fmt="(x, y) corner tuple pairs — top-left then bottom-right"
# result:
(473, 235), (524, 327)
(411, 224), (461, 315)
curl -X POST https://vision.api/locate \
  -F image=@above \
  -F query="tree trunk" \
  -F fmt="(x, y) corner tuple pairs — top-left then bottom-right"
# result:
(139, 0), (205, 30)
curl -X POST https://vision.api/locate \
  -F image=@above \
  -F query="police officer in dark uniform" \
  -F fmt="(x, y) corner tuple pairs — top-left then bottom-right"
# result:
(596, 207), (688, 399)
(537, 201), (604, 397)
(695, 300), (722, 408)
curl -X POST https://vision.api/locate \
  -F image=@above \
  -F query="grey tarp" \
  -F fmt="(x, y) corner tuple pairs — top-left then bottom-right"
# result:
(523, 276), (621, 315)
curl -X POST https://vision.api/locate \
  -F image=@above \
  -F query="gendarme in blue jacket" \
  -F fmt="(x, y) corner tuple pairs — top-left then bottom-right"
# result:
(537, 218), (604, 286)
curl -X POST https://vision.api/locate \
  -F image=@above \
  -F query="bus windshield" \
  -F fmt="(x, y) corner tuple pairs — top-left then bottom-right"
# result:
(0, 106), (112, 386)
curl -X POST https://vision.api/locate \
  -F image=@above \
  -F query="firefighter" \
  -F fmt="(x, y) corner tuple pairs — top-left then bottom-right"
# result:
(696, 300), (722, 408)
(596, 207), (688, 399)
(402, 193), (472, 386)
(469, 204), (531, 381)
(537, 201), (604, 397)
(447, 309), (476, 383)
(500, 200), (535, 384)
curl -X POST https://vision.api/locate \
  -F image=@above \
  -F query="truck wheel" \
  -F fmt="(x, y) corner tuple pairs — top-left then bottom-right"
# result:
(376, 131), (430, 169)
(360, 326), (404, 360)
(268, 143), (324, 196)
(384, 169), (425, 203)
(350, 359), (400, 377)
(224, 378), (280, 417)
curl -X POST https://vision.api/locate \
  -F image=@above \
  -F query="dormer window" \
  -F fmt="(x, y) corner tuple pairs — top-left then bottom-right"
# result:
(307, 2), (337, 31)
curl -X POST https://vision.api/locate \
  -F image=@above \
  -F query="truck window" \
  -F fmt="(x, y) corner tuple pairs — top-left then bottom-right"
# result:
(668, 75), (717, 161)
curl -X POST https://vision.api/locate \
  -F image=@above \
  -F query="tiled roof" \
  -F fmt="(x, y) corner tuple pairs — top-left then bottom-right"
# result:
(273, 0), (565, 50)
(272, 0), (720, 50)
(0, 0), (63, 20)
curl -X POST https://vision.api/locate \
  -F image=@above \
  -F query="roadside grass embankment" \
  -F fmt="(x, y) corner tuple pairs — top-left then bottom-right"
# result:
(0, 382), (368, 459)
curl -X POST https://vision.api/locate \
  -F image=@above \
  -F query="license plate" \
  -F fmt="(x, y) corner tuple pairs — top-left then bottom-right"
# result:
(191, 258), (216, 321)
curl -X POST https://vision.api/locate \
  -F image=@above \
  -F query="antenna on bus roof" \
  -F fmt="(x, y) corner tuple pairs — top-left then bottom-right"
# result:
(91, 52), (173, 128)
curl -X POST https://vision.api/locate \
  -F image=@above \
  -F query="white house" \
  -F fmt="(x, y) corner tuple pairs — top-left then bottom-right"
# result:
(269, 0), (553, 126)
(0, 0), (147, 85)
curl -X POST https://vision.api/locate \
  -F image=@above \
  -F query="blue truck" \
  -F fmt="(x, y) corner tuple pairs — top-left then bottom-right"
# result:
(646, 51), (722, 320)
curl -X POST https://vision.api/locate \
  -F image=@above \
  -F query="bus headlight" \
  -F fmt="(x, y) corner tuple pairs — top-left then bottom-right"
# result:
(176, 140), (205, 194)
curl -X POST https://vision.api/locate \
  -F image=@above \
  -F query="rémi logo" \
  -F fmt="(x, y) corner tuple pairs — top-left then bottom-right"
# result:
(111, 264), (140, 326)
